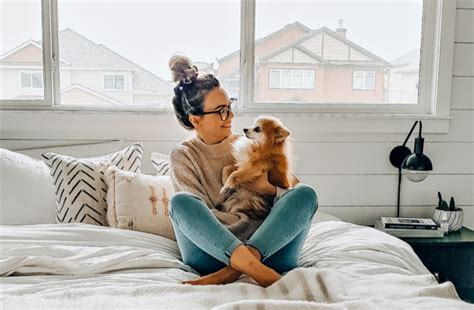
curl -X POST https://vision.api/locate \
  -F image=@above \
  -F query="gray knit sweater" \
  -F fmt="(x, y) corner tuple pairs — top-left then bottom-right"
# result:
(169, 133), (288, 242)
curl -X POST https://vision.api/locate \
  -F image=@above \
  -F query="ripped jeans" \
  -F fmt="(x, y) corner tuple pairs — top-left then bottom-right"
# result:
(169, 183), (318, 275)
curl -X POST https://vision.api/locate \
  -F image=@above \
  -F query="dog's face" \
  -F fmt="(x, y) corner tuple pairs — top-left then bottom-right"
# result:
(243, 116), (290, 144)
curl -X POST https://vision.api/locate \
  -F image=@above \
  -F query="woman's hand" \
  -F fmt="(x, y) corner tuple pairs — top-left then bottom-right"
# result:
(252, 171), (277, 196)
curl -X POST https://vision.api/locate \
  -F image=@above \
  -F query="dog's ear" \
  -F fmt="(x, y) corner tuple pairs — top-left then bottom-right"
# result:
(274, 126), (290, 143)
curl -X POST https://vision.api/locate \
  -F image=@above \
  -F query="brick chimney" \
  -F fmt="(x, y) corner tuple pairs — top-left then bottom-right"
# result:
(336, 19), (346, 38)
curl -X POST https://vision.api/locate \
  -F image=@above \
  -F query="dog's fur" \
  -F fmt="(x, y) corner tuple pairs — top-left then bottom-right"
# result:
(215, 116), (299, 219)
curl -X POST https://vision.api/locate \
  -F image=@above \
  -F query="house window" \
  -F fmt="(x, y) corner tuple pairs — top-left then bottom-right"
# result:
(103, 74), (126, 91)
(269, 69), (315, 89)
(352, 71), (375, 90)
(20, 72), (43, 89)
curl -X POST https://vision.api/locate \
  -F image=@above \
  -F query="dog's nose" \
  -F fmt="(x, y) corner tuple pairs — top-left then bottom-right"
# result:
(243, 128), (248, 133)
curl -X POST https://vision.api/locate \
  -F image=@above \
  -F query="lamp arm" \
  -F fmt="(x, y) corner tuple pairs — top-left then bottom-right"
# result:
(402, 120), (419, 147)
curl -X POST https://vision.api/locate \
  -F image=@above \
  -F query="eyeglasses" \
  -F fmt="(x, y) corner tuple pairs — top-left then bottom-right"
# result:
(193, 98), (237, 121)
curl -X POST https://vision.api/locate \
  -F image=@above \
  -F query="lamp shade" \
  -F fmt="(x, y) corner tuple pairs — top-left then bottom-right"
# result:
(401, 153), (433, 182)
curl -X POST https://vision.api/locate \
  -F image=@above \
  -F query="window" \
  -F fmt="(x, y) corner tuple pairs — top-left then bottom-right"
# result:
(269, 69), (315, 89)
(0, 0), (457, 122)
(103, 74), (126, 91)
(0, 0), (47, 102)
(20, 72), (43, 89)
(352, 71), (375, 90)
(247, 0), (454, 111)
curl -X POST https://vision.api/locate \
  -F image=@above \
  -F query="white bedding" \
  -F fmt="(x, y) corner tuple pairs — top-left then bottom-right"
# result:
(0, 220), (471, 309)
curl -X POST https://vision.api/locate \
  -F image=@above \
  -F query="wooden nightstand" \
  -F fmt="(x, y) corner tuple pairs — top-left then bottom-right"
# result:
(400, 227), (474, 303)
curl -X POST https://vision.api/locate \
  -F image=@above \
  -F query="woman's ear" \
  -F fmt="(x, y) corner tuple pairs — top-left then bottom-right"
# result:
(189, 114), (201, 128)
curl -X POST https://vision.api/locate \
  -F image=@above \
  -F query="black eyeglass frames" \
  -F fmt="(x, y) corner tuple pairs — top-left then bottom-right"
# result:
(194, 98), (237, 121)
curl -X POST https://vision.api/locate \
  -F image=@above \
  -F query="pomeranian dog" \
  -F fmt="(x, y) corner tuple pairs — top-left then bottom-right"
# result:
(216, 116), (299, 219)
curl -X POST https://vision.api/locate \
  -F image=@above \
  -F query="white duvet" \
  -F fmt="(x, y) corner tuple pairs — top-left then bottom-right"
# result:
(0, 220), (471, 309)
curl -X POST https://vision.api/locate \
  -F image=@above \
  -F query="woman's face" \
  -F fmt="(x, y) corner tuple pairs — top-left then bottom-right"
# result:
(189, 87), (234, 144)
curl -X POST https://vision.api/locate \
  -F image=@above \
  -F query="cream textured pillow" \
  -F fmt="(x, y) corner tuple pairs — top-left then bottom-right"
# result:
(41, 142), (143, 226)
(104, 165), (176, 240)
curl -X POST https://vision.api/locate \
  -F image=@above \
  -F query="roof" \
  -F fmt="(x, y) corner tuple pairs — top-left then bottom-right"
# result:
(218, 23), (390, 78)
(390, 48), (420, 73)
(8, 28), (172, 93)
(269, 26), (389, 65)
(60, 29), (172, 92)
(217, 22), (312, 63)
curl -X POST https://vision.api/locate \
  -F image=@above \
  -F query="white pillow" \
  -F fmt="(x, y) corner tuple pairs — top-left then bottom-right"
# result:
(104, 165), (175, 240)
(312, 212), (342, 223)
(150, 152), (170, 176)
(0, 148), (56, 225)
(41, 143), (144, 226)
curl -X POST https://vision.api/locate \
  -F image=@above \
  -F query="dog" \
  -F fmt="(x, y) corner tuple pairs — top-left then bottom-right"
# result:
(216, 116), (299, 219)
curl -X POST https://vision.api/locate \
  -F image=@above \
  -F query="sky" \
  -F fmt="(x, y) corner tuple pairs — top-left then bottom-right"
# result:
(1, 0), (423, 81)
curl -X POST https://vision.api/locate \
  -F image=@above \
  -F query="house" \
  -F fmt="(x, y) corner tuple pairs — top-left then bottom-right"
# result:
(0, 28), (173, 106)
(388, 49), (420, 103)
(217, 21), (391, 104)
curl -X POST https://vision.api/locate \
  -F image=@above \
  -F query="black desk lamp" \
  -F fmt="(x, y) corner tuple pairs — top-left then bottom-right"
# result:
(389, 120), (433, 217)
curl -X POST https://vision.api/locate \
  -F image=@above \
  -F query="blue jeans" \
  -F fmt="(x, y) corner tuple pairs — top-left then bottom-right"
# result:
(169, 184), (318, 275)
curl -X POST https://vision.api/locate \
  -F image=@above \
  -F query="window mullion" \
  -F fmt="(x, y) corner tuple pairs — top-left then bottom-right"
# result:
(50, 0), (60, 106)
(41, 0), (53, 106)
(239, 0), (255, 108)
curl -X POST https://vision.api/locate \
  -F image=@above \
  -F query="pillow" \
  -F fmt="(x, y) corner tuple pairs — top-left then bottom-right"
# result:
(0, 148), (56, 224)
(40, 142), (143, 226)
(104, 165), (175, 240)
(150, 152), (170, 176)
(312, 212), (342, 223)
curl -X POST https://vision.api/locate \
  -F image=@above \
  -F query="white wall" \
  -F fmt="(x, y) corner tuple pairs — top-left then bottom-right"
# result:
(1, 1), (473, 228)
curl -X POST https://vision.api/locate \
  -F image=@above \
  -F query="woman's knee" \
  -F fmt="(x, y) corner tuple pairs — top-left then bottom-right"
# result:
(295, 184), (319, 214)
(169, 192), (200, 220)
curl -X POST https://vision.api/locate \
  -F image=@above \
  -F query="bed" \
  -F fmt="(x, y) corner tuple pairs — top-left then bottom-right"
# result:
(1, 212), (471, 310)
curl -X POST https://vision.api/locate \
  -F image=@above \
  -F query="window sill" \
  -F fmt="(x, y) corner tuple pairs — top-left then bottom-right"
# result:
(0, 108), (451, 141)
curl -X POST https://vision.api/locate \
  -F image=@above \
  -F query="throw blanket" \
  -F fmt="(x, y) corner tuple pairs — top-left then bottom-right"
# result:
(0, 222), (471, 309)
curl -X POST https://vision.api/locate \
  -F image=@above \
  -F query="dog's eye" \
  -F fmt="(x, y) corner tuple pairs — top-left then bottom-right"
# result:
(254, 126), (261, 133)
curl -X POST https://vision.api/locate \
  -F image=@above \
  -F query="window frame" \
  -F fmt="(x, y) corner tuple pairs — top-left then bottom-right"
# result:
(19, 71), (44, 89)
(352, 70), (375, 91)
(102, 73), (127, 92)
(269, 69), (315, 90)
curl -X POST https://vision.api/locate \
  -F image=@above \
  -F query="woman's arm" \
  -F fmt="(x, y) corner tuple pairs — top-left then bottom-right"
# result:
(169, 147), (208, 200)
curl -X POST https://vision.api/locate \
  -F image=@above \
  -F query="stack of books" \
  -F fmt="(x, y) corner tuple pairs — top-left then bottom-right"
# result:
(375, 217), (444, 238)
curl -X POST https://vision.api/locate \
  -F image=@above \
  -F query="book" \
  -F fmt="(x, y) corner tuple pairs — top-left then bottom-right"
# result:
(375, 220), (444, 238)
(381, 217), (438, 230)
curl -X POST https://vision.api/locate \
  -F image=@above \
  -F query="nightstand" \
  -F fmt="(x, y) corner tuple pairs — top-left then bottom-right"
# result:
(400, 227), (474, 303)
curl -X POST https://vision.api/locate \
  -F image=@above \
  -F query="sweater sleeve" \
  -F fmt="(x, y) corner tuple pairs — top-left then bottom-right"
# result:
(169, 146), (210, 205)
(274, 186), (288, 204)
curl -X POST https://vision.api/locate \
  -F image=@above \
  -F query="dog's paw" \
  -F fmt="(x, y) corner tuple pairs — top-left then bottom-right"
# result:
(220, 185), (236, 198)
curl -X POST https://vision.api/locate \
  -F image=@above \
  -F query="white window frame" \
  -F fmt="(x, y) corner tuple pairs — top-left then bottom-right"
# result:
(102, 73), (126, 92)
(269, 69), (315, 89)
(240, 0), (456, 122)
(352, 71), (375, 90)
(19, 71), (44, 89)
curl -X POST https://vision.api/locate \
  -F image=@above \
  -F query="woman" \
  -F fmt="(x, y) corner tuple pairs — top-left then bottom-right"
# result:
(168, 55), (318, 287)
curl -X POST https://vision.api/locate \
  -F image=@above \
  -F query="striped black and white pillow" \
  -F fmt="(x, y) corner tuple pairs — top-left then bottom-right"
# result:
(41, 142), (143, 226)
(150, 152), (170, 176)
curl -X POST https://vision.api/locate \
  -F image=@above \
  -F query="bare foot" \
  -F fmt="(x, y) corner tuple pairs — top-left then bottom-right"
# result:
(229, 245), (282, 287)
(182, 267), (241, 285)
(181, 245), (263, 285)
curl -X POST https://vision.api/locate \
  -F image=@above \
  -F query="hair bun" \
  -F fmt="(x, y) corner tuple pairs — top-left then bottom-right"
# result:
(169, 55), (199, 83)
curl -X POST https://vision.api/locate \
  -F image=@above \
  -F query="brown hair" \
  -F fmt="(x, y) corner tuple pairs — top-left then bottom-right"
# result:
(169, 55), (220, 130)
